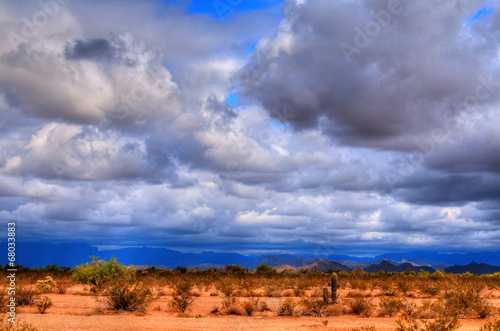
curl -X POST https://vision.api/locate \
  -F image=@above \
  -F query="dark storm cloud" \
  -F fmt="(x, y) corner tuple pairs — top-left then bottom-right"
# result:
(65, 37), (136, 66)
(65, 38), (115, 61)
(238, 0), (500, 149)
(393, 173), (500, 205)
(425, 139), (500, 173)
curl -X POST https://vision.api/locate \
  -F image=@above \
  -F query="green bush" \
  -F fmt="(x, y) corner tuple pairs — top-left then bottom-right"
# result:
(255, 264), (277, 275)
(72, 256), (135, 290)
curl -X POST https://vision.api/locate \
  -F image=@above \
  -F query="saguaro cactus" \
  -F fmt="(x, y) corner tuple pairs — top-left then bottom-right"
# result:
(331, 272), (338, 303)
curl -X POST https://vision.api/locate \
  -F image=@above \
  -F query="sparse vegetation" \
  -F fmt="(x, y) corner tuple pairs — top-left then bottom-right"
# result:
(16, 286), (40, 306)
(480, 318), (500, 331)
(106, 279), (154, 312)
(276, 298), (296, 316)
(2, 258), (499, 330)
(169, 280), (195, 313)
(0, 315), (38, 331)
(35, 296), (53, 314)
(379, 297), (404, 317)
(347, 297), (375, 317)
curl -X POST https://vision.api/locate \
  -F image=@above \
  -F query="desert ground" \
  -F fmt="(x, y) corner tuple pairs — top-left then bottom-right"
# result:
(7, 282), (500, 331)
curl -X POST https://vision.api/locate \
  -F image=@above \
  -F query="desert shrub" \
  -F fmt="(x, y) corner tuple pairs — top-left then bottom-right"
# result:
(379, 297), (403, 317)
(347, 297), (374, 317)
(416, 300), (438, 319)
(264, 283), (284, 297)
(398, 296), (461, 331)
(474, 300), (494, 319)
(217, 294), (244, 315)
(255, 264), (277, 275)
(293, 288), (306, 297)
(16, 286), (40, 306)
(215, 277), (238, 297)
(346, 291), (367, 298)
(276, 298), (296, 316)
(300, 295), (327, 317)
(35, 296), (53, 314)
(257, 299), (270, 312)
(173, 266), (188, 274)
(225, 264), (246, 274)
(396, 312), (460, 331)
(242, 299), (256, 316)
(351, 326), (376, 331)
(72, 256), (135, 290)
(350, 278), (368, 290)
(54, 278), (72, 294)
(223, 303), (246, 315)
(221, 295), (237, 309)
(36, 276), (56, 293)
(325, 304), (345, 317)
(401, 299), (418, 317)
(397, 278), (413, 295)
(239, 278), (258, 297)
(0, 290), (7, 313)
(106, 280), (154, 312)
(169, 280), (195, 313)
(0, 314), (38, 331)
(431, 270), (446, 280)
(444, 284), (493, 318)
(379, 281), (397, 296)
(420, 283), (441, 297)
(480, 318), (500, 331)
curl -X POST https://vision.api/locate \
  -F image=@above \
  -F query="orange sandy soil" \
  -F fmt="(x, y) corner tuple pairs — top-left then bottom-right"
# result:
(17, 286), (500, 331)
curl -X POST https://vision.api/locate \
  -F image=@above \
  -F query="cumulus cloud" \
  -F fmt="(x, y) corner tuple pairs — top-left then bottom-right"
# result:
(239, 0), (500, 149)
(0, 0), (499, 254)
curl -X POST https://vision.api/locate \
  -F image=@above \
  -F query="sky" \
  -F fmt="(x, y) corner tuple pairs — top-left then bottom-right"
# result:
(0, 0), (499, 256)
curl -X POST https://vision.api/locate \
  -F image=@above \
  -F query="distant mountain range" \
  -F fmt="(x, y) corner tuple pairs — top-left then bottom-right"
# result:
(363, 260), (436, 274)
(444, 262), (500, 275)
(4, 242), (500, 275)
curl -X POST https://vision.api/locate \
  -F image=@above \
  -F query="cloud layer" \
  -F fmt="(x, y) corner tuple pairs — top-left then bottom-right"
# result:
(0, 0), (499, 255)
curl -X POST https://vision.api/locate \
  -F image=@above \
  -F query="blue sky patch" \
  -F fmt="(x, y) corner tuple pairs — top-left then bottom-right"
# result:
(467, 6), (494, 25)
(225, 92), (238, 106)
(187, 0), (283, 20)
